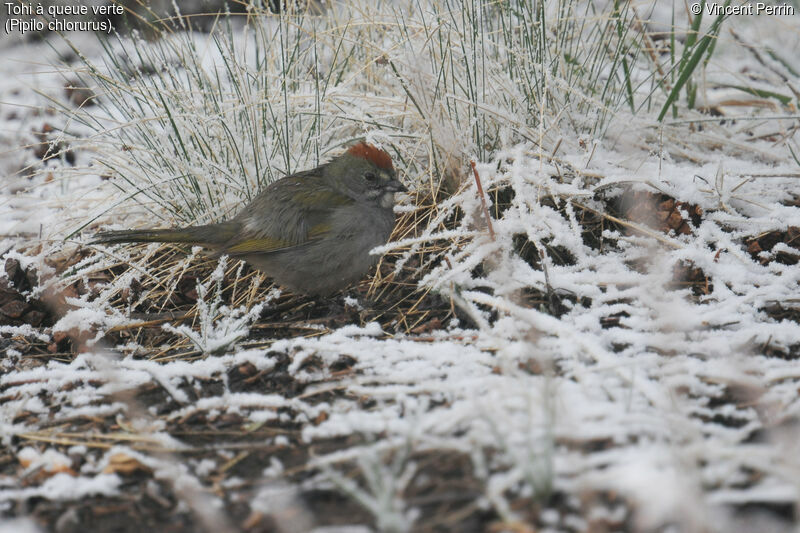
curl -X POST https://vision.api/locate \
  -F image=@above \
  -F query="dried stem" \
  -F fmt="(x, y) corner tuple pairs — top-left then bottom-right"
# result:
(470, 161), (496, 241)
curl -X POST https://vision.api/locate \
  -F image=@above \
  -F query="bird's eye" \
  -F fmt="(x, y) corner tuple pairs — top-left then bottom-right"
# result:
(364, 172), (377, 182)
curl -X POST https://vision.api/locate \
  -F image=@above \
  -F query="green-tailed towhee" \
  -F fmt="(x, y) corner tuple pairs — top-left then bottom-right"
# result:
(93, 142), (406, 295)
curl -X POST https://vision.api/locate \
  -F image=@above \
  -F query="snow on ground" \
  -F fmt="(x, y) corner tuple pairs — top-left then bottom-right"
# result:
(2, 2), (800, 531)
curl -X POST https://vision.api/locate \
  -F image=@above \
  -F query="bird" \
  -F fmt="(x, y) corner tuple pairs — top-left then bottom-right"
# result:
(92, 142), (407, 295)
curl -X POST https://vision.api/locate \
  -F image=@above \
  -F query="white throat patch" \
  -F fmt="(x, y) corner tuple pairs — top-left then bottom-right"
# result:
(380, 192), (395, 209)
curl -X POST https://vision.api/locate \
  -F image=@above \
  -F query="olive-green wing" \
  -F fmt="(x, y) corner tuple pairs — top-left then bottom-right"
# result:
(224, 185), (352, 256)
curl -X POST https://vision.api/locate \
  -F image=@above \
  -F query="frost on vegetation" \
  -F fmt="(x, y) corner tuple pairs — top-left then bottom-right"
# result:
(52, 306), (127, 347)
(0, 473), (121, 502)
(0, 325), (49, 343)
(317, 445), (419, 533)
(309, 147), (800, 527)
(162, 258), (276, 355)
(386, 144), (800, 360)
(250, 482), (314, 531)
(17, 447), (73, 474)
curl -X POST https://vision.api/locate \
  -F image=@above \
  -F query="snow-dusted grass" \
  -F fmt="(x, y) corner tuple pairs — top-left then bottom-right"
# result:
(2, 1), (800, 531)
(46, 0), (654, 237)
(161, 256), (276, 355)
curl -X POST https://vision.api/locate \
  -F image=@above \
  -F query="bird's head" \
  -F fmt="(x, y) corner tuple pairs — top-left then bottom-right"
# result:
(326, 142), (407, 208)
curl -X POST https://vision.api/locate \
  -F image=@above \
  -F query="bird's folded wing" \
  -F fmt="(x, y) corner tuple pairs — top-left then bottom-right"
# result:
(224, 222), (331, 255)
(225, 187), (351, 256)
(290, 188), (353, 208)
(225, 236), (294, 254)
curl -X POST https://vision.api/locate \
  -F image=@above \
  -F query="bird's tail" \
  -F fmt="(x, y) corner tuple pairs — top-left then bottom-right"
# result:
(92, 222), (239, 246)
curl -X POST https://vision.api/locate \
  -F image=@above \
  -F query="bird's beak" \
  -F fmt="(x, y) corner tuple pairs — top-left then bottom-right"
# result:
(385, 179), (407, 193)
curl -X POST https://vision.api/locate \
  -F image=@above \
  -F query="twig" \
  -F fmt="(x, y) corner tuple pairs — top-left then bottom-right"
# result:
(17, 432), (186, 452)
(470, 161), (496, 241)
(105, 312), (194, 332)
